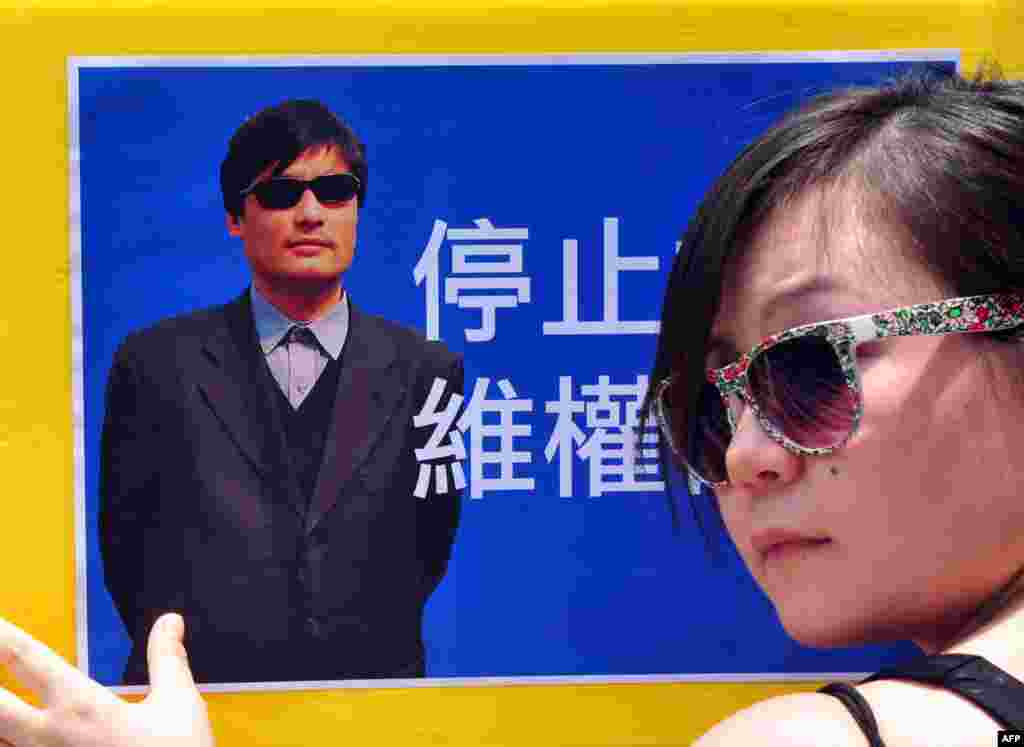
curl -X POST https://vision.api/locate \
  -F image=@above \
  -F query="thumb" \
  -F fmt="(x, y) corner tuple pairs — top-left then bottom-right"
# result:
(145, 613), (198, 697)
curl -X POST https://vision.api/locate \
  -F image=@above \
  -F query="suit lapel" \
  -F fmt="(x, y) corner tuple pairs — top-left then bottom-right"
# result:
(306, 302), (405, 532)
(196, 291), (306, 519)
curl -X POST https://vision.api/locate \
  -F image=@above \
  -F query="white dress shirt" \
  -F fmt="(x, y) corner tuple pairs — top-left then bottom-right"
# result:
(250, 286), (350, 409)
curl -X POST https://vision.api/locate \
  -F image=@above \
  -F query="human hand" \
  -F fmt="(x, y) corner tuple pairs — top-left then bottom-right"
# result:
(0, 613), (214, 747)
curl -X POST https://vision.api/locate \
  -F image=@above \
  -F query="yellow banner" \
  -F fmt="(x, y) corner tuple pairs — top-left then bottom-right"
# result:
(0, 2), (1018, 745)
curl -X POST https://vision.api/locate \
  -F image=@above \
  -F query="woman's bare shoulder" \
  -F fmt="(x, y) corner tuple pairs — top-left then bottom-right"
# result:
(692, 691), (870, 747)
(693, 677), (1007, 747)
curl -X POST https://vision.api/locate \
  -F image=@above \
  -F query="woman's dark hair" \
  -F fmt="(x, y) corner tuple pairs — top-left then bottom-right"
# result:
(641, 68), (1024, 531)
(220, 99), (368, 219)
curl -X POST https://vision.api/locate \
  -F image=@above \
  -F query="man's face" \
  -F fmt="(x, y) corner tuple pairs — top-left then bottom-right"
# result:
(228, 145), (357, 296)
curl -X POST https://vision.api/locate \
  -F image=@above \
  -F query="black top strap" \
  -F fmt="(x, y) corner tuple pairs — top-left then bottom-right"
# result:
(862, 654), (1024, 729)
(818, 682), (886, 747)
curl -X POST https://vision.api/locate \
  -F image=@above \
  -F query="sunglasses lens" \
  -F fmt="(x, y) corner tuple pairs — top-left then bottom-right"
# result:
(689, 381), (732, 483)
(658, 379), (731, 485)
(747, 335), (858, 449)
(311, 174), (360, 204)
(252, 180), (305, 209)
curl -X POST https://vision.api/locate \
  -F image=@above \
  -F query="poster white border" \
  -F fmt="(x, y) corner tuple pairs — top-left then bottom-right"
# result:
(69, 49), (959, 692)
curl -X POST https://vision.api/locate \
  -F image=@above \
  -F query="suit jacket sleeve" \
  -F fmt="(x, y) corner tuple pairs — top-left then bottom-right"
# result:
(98, 339), (162, 635)
(417, 353), (465, 595)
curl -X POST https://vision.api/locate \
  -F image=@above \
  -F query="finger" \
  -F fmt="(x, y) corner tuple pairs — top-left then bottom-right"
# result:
(0, 617), (102, 706)
(0, 685), (45, 745)
(146, 614), (198, 698)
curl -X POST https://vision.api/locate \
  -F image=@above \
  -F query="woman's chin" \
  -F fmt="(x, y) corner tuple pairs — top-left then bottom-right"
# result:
(775, 609), (881, 650)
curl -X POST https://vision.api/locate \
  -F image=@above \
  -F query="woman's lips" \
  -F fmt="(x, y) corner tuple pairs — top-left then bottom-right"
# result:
(762, 538), (831, 564)
(752, 530), (832, 563)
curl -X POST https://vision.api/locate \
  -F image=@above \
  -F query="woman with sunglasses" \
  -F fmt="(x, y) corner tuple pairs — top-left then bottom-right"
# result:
(2, 69), (1024, 747)
(647, 66), (1024, 745)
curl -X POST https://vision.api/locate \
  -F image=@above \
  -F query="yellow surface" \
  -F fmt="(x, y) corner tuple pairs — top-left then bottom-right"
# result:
(0, 1), (1019, 745)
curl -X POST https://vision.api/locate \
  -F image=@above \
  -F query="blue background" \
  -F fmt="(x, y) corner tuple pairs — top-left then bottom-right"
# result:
(78, 58), (949, 685)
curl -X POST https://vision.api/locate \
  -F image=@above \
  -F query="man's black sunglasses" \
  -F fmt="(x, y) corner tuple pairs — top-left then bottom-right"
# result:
(240, 173), (361, 210)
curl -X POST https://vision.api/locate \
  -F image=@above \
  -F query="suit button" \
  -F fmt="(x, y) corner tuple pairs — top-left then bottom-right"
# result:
(305, 616), (326, 639)
(297, 566), (310, 589)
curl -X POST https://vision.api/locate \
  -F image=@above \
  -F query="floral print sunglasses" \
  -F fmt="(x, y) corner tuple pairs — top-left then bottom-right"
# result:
(653, 292), (1024, 491)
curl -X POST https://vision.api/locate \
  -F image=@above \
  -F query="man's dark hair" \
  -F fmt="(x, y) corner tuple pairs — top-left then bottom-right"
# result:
(640, 67), (1024, 539)
(220, 99), (368, 219)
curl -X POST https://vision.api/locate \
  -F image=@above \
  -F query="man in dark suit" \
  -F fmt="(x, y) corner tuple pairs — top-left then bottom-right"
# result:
(99, 99), (463, 685)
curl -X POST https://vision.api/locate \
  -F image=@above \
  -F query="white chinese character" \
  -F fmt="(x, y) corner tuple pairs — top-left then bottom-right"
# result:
(412, 376), (467, 498)
(543, 376), (587, 497)
(413, 218), (531, 343)
(543, 217), (660, 336)
(413, 220), (447, 341)
(457, 377), (535, 499)
(544, 374), (663, 497)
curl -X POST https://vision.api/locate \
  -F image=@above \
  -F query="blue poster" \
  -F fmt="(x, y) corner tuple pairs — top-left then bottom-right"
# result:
(72, 53), (954, 687)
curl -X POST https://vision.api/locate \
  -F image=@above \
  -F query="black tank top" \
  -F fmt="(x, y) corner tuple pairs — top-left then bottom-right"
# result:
(819, 654), (1024, 746)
